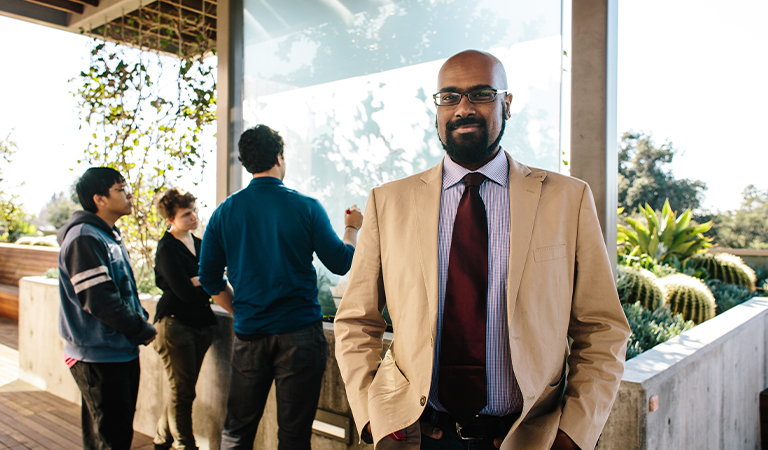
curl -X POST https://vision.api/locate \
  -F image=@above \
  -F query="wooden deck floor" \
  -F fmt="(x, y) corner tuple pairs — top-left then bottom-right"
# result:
(0, 319), (154, 449)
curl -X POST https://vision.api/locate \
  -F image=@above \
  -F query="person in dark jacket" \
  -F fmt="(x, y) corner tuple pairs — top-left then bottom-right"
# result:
(152, 187), (219, 450)
(58, 167), (157, 450)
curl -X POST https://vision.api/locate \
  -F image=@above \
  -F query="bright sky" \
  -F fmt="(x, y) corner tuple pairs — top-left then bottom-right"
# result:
(617, 0), (768, 213)
(1, 0), (766, 220)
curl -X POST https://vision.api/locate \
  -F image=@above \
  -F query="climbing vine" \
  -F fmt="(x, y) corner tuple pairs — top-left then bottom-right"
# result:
(74, 19), (216, 289)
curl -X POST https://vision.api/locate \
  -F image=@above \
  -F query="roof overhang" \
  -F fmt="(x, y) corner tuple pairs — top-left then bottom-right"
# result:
(0, 0), (216, 56)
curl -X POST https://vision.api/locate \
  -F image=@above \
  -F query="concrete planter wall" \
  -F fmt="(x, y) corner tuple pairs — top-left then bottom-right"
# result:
(18, 276), (381, 450)
(22, 276), (768, 449)
(599, 297), (768, 450)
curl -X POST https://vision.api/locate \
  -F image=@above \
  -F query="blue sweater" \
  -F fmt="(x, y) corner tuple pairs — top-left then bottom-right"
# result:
(199, 177), (355, 334)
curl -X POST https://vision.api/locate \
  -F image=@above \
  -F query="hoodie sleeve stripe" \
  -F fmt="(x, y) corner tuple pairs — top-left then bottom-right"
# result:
(74, 274), (112, 294)
(71, 265), (109, 285)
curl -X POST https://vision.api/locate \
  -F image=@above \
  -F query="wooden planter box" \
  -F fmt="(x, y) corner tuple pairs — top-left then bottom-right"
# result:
(0, 243), (59, 320)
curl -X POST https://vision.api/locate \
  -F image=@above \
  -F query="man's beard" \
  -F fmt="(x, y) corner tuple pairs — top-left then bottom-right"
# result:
(438, 111), (506, 165)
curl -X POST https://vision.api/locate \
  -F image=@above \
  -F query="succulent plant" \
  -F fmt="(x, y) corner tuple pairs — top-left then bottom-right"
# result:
(623, 302), (695, 359)
(617, 265), (666, 310)
(705, 279), (754, 314)
(689, 253), (756, 292)
(657, 274), (716, 325)
(618, 199), (712, 266)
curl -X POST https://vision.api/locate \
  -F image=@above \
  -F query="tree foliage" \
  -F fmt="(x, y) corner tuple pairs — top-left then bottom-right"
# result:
(619, 131), (707, 214)
(0, 133), (36, 242)
(707, 185), (768, 249)
(41, 188), (81, 229)
(73, 34), (216, 281)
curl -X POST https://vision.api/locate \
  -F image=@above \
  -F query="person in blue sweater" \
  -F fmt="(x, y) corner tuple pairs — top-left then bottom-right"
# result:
(199, 124), (363, 450)
(57, 167), (157, 450)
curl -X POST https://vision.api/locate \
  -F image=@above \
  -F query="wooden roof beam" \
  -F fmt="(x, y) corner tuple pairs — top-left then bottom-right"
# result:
(67, 0), (98, 7)
(25, 0), (84, 14)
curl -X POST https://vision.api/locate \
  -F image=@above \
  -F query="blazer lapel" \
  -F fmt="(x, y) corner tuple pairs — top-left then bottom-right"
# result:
(506, 153), (547, 321)
(412, 161), (443, 338)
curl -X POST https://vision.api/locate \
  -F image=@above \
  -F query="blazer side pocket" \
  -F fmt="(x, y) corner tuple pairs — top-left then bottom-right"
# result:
(369, 349), (410, 400)
(526, 353), (568, 421)
(533, 244), (567, 262)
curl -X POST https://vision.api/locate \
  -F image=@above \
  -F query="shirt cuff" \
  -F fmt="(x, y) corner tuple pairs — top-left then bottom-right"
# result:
(201, 276), (228, 296)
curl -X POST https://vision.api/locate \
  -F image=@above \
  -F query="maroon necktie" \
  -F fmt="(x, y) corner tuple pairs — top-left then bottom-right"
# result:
(439, 172), (488, 422)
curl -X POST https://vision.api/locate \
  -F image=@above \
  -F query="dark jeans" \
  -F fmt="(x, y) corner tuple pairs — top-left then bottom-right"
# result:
(420, 408), (499, 450)
(153, 316), (214, 450)
(70, 358), (141, 450)
(220, 321), (327, 450)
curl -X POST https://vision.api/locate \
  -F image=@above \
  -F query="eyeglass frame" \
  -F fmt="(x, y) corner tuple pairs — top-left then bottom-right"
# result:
(432, 88), (512, 106)
(109, 184), (131, 195)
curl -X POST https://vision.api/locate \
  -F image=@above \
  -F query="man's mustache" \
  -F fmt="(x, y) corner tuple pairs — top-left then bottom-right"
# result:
(447, 117), (486, 131)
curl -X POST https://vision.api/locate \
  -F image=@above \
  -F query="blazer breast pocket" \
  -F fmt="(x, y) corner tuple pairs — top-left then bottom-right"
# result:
(533, 244), (566, 263)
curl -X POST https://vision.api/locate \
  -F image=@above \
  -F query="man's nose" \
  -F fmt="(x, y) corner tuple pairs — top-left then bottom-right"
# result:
(453, 95), (477, 117)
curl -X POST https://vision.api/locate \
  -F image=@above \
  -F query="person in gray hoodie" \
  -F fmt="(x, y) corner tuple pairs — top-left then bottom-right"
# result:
(58, 167), (156, 450)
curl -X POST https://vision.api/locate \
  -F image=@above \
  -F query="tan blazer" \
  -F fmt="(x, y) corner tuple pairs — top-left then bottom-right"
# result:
(334, 153), (630, 450)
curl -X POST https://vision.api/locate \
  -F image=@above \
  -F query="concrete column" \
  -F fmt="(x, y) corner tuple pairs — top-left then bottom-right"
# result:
(216, 0), (244, 204)
(570, 0), (618, 272)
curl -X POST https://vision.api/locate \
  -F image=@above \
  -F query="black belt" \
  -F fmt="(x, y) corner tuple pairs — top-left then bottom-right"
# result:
(421, 406), (520, 440)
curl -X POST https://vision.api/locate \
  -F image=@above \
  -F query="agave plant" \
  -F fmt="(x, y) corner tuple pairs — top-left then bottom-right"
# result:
(618, 199), (713, 266)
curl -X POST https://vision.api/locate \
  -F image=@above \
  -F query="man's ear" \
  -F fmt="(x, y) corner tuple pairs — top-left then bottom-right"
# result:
(92, 193), (106, 210)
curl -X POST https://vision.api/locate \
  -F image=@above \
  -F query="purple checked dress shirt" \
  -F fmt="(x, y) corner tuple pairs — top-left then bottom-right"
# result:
(427, 148), (523, 416)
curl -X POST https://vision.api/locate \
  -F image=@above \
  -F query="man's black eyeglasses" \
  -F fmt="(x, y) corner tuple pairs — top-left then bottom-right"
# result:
(432, 89), (510, 106)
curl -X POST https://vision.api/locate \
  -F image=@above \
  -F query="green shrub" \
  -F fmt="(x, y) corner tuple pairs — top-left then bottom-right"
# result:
(754, 267), (768, 286)
(135, 262), (162, 296)
(623, 302), (695, 360)
(618, 199), (712, 266)
(657, 274), (716, 324)
(705, 279), (755, 314)
(690, 253), (756, 291)
(44, 267), (59, 279)
(317, 272), (336, 317)
(617, 265), (665, 310)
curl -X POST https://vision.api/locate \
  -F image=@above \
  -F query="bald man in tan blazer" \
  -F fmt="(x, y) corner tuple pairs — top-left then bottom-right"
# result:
(334, 50), (630, 450)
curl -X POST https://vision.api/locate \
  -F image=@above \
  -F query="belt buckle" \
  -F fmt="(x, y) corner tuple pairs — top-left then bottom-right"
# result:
(455, 422), (482, 441)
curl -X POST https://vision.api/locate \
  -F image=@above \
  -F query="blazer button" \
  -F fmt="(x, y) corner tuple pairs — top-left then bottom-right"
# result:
(420, 396), (426, 406)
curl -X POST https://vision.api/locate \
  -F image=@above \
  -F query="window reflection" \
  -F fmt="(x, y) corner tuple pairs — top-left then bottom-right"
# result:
(242, 0), (564, 299)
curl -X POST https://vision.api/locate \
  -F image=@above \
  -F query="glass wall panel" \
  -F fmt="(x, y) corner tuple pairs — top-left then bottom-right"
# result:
(241, 0), (564, 299)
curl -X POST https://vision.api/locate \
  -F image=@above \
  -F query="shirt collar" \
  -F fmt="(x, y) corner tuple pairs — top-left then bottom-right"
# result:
(442, 147), (509, 190)
(248, 176), (284, 187)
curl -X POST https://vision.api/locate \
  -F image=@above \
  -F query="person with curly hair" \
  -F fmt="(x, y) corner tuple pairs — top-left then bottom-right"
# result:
(153, 187), (218, 450)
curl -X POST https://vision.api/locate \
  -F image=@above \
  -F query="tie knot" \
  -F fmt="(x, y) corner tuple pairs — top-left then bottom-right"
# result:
(464, 172), (486, 188)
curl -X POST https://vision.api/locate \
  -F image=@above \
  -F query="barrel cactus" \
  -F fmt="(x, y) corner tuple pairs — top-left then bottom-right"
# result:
(657, 274), (716, 325)
(617, 265), (666, 310)
(689, 253), (756, 292)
